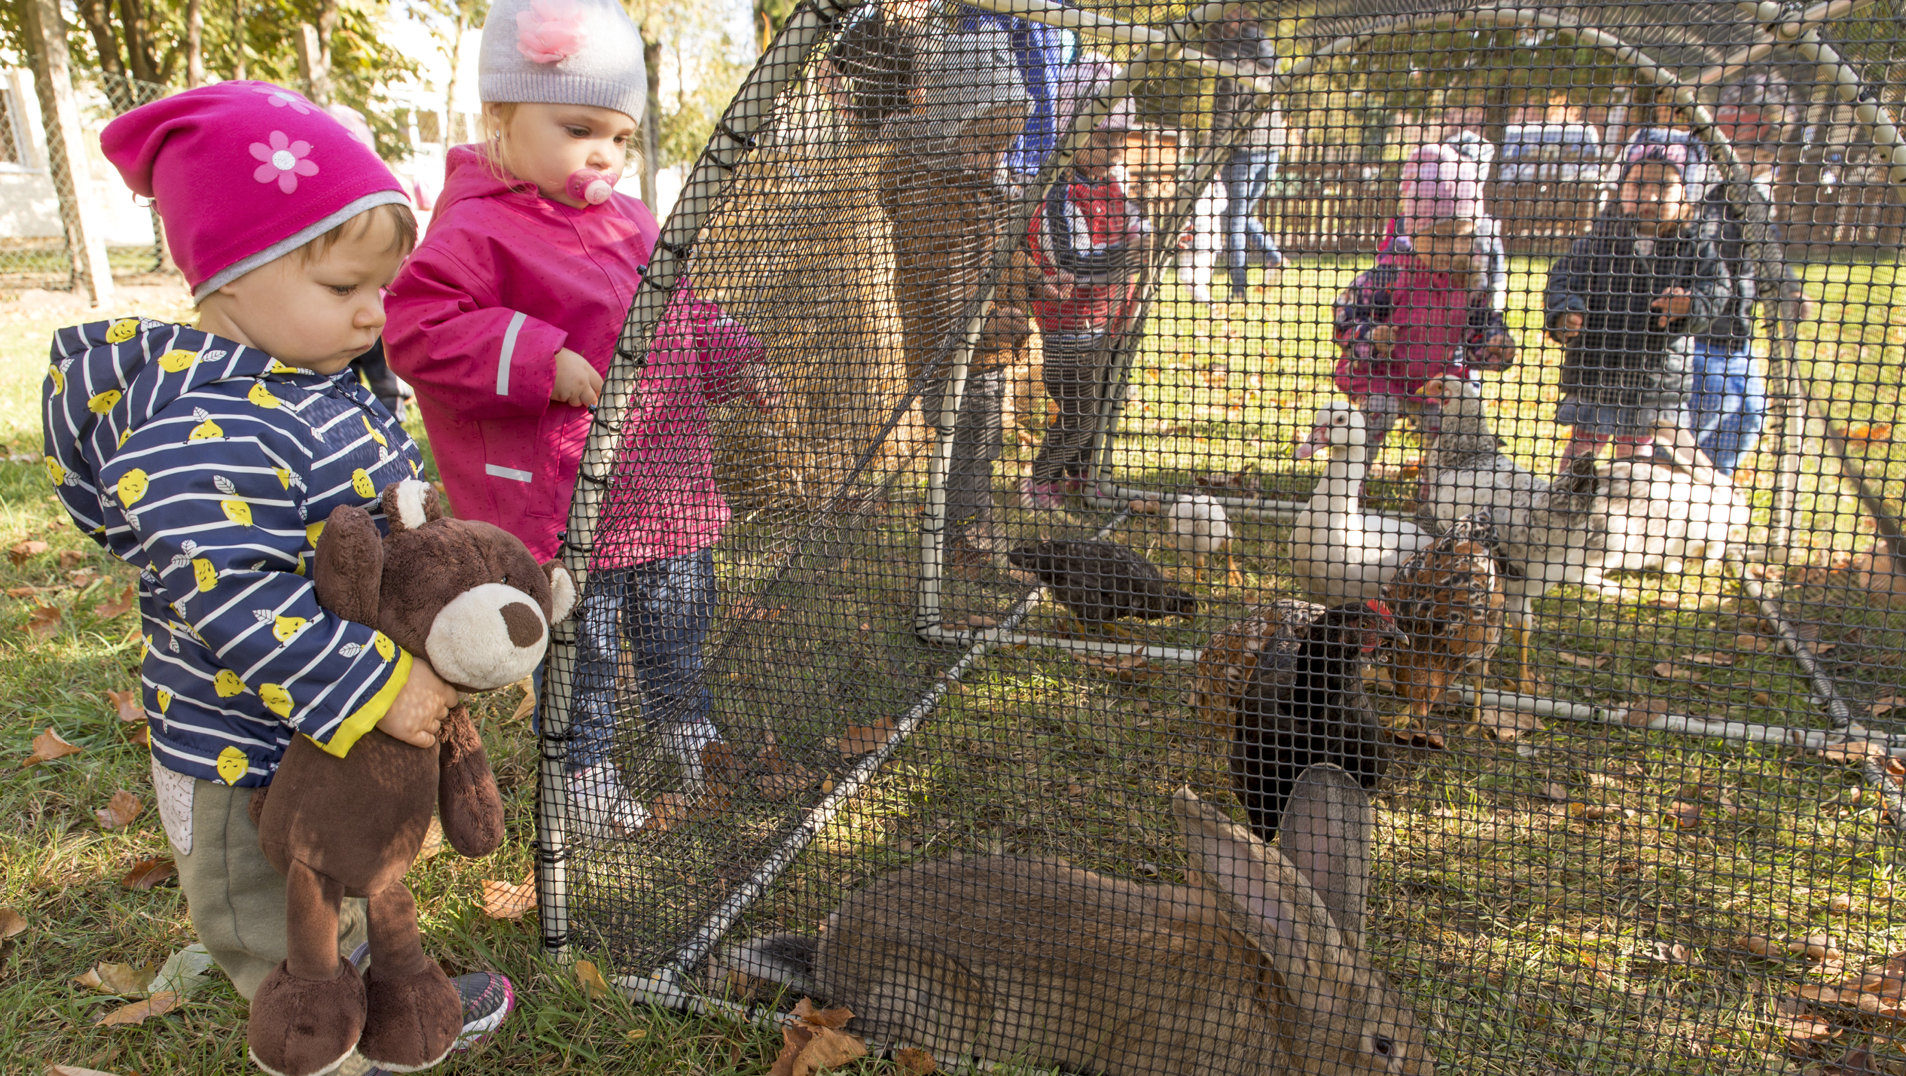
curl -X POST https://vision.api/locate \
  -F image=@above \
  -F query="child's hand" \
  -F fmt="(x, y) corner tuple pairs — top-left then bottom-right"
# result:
(1474, 331), (1515, 371)
(1554, 312), (1585, 342)
(378, 658), (459, 749)
(552, 348), (604, 408)
(1368, 323), (1397, 357)
(1038, 269), (1077, 304)
(742, 361), (784, 414)
(1651, 287), (1692, 329)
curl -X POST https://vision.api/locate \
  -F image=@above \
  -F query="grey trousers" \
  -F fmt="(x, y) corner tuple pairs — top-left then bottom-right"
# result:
(1031, 334), (1119, 485)
(934, 367), (1005, 546)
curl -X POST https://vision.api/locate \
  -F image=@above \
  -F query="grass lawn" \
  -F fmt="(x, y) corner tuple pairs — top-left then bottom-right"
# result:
(2, 245), (1904, 1076)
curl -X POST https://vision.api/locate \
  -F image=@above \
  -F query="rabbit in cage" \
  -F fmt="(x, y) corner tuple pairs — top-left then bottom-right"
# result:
(720, 766), (1436, 1075)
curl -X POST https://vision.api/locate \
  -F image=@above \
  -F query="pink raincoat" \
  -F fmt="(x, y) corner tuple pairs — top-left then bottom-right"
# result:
(384, 145), (764, 567)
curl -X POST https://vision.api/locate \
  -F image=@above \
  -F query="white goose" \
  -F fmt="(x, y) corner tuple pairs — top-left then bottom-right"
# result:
(1288, 401), (1432, 604)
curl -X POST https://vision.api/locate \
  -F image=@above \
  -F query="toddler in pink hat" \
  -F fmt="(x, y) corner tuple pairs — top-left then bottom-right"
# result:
(1332, 141), (1517, 452)
(45, 81), (514, 1076)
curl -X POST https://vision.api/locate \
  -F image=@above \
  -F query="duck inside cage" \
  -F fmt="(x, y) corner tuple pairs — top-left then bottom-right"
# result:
(533, 1), (1906, 1072)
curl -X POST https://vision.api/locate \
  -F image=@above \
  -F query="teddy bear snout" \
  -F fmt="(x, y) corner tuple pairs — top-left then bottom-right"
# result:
(426, 582), (550, 690)
(501, 601), (543, 648)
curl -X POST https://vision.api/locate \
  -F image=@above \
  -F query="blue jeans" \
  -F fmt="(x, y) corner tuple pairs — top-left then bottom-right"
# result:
(1221, 147), (1283, 291)
(558, 548), (717, 773)
(1687, 339), (1765, 476)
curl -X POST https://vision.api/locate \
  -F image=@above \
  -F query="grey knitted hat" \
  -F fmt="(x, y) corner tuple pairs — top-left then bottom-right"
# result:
(479, 0), (647, 124)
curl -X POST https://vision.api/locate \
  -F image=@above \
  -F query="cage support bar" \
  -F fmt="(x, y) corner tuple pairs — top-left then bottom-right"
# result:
(655, 571), (1058, 982)
(537, 0), (869, 958)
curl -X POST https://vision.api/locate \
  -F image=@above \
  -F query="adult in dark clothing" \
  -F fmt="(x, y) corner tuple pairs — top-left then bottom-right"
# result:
(1206, 4), (1285, 293)
(1545, 129), (1731, 471)
(869, 18), (1035, 568)
(956, 4), (1075, 180)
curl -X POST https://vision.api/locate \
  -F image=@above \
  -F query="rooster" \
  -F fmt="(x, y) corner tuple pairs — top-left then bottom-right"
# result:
(1228, 599), (1400, 842)
(1411, 377), (1606, 695)
(1380, 510), (1507, 725)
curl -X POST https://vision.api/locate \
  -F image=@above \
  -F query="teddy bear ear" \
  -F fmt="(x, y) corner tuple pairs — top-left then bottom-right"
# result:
(545, 563), (577, 623)
(381, 479), (442, 535)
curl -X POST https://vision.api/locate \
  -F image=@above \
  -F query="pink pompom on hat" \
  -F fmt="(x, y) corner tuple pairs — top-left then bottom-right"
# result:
(1399, 142), (1486, 239)
(100, 81), (408, 301)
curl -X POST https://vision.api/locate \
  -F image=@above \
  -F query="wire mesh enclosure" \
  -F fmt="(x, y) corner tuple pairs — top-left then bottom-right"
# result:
(537, 1), (1906, 1072)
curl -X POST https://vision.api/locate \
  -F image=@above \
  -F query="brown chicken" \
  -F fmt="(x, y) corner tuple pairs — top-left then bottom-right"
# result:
(1379, 510), (1507, 725)
(1192, 599), (1328, 747)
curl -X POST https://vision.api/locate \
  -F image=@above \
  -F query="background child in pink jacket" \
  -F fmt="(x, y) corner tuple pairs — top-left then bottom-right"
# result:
(383, 0), (774, 840)
(1332, 143), (1515, 451)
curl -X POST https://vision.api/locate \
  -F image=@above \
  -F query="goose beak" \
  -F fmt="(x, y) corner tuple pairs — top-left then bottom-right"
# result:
(1294, 422), (1332, 460)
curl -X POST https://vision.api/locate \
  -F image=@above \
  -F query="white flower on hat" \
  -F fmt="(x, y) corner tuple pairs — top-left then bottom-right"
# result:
(517, 0), (586, 63)
(251, 85), (315, 115)
(250, 131), (319, 194)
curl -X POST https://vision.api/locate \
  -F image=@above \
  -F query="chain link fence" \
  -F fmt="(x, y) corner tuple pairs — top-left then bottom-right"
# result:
(522, 1), (1906, 1073)
(0, 69), (170, 293)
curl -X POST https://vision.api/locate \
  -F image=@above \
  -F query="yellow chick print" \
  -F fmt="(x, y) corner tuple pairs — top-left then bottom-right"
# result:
(47, 364), (64, 393)
(215, 745), (249, 784)
(87, 389), (123, 414)
(188, 419), (224, 442)
(272, 615), (307, 643)
(192, 558), (217, 593)
(274, 467), (292, 490)
(267, 360), (297, 376)
(362, 416), (387, 447)
(351, 469), (375, 499)
(117, 429), (131, 448)
(214, 669), (245, 698)
(373, 631), (396, 662)
(158, 348), (198, 373)
(259, 683), (293, 718)
(221, 499), (253, 527)
(115, 469), (149, 506)
(155, 688), (171, 713)
(248, 383), (282, 410)
(105, 318), (140, 344)
(44, 457), (65, 487)
(305, 521), (326, 548)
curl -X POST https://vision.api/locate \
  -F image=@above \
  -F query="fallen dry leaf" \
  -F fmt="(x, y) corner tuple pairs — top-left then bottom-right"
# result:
(415, 816), (445, 862)
(75, 962), (154, 996)
(1771, 995), (1838, 1046)
(575, 958), (611, 1000)
(58, 549), (86, 570)
(770, 997), (867, 1076)
(24, 727), (81, 766)
(93, 989), (183, 1026)
(105, 689), (142, 724)
(25, 605), (62, 639)
(839, 715), (899, 758)
(1653, 660), (1705, 681)
(1390, 726), (1447, 750)
(509, 688), (537, 724)
(1555, 651), (1608, 669)
(895, 1046), (937, 1074)
(480, 875), (535, 920)
(46, 1065), (123, 1076)
(123, 724), (149, 748)
(120, 856), (177, 891)
(1671, 800), (1704, 829)
(1073, 652), (1163, 684)
(95, 790), (143, 831)
(1815, 741), (1888, 766)
(1479, 706), (1543, 742)
(8, 539), (48, 564)
(1682, 652), (1737, 667)
(5, 585), (45, 598)
(94, 585), (137, 620)
(0, 908), (24, 939)
(1623, 697), (1677, 728)
(755, 766), (820, 803)
(1872, 695), (1906, 717)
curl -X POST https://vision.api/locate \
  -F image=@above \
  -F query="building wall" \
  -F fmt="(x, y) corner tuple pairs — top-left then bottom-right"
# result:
(0, 67), (156, 246)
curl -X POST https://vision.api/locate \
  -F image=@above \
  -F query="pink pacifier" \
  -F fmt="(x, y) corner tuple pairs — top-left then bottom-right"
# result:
(566, 168), (615, 206)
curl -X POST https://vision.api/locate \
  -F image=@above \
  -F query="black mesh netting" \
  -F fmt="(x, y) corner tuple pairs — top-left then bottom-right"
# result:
(536, 1), (1906, 1072)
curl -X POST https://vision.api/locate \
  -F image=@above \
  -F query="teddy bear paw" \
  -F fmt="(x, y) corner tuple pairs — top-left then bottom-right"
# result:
(354, 963), (461, 1072)
(247, 960), (366, 1076)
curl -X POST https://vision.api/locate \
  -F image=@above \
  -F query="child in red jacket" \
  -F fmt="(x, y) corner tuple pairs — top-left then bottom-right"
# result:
(1020, 111), (1150, 510)
(383, 0), (774, 841)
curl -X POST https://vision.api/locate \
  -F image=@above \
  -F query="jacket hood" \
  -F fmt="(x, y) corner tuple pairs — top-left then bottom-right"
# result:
(436, 144), (541, 219)
(43, 317), (331, 541)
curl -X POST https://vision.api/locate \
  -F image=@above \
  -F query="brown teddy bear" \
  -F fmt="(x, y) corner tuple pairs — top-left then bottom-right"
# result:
(246, 479), (575, 1076)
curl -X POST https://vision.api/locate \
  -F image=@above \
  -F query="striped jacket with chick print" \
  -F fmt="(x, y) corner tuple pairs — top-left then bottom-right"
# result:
(43, 316), (423, 787)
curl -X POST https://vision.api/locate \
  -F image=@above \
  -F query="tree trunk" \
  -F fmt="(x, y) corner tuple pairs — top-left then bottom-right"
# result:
(297, 0), (340, 104)
(233, 0), (247, 79)
(640, 30), (662, 207)
(23, 0), (115, 305)
(442, 9), (466, 148)
(185, 0), (204, 87)
(72, 0), (129, 106)
(116, 0), (160, 85)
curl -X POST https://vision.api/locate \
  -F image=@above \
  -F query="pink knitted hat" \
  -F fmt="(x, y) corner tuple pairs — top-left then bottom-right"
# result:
(1399, 142), (1486, 239)
(100, 81), (409, 301)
